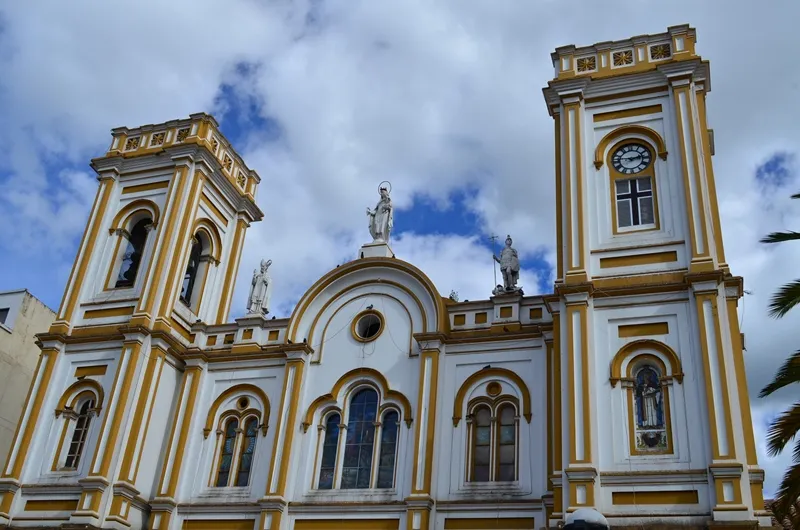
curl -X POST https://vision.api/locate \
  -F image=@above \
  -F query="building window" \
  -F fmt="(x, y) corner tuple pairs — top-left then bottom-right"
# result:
(0, 308), (8, 325)
(64, 399), (95, 470)
(467, 400), (518, 482)
(180, 236), (203, 307)
(314, 387), (401, 490)
(114, 218), (151, 288)
(236, 417), (258, 487)
(615, 177), (655, 229)
(214, 418), (238, 487)
(632, 365), (668, 453)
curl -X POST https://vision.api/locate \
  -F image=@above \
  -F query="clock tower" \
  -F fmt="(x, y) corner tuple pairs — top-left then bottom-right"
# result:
(542, 25), (770, 527)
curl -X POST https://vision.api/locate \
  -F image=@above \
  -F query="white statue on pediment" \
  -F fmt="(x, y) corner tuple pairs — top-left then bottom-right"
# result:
(247, 259), (272, 315)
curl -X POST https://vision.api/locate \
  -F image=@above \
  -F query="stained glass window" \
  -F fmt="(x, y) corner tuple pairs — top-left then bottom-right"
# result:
(472, 406), (492, 482)
(215, 418), (238, 487)
(318, 413), (340, 490)
(341, 389), (378, 489)
(180, 237), (203, 306)
(497, 405), (516, 481)
(376, 410), (398, 488)
(235, 418), (258, 487)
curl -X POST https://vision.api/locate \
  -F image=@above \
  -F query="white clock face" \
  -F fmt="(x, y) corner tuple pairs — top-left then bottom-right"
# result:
(612, 143), (652, 174)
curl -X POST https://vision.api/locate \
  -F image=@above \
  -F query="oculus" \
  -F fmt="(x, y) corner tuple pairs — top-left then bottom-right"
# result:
(353, 310), (383, 342)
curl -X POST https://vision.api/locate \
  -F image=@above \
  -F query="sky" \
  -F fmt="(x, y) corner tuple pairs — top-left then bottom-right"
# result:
(0, 0), (798, 499)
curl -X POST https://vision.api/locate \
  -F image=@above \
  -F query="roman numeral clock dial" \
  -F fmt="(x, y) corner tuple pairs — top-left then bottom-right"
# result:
(611, 143), (652, 174)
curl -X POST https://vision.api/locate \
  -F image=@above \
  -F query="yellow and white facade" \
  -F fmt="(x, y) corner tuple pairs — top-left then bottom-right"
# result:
(0, 25), (770, 530)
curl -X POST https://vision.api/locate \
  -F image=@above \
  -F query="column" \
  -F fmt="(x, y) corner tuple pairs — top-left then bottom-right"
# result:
(107, 340), (167, 526)
(0, 344), (61, 523)
(149, 362), (204, 530)
(260, 345), (310, 530)
(692, 280), (748, 517)
(216, 217), (249, 324)
(407, 344), (441, 530)
(71, 335), (145, 525)
(563, 294), (596, 511)
(561, 94), (588, 284)
(547, 310), (564, 524)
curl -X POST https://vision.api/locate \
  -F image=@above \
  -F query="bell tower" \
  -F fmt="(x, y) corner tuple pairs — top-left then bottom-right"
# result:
(543, 25), (770, 527)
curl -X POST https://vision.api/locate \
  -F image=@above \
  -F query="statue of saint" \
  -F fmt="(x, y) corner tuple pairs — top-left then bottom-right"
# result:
(366, 186), (394, 242)
(247, 259), (272, 315)
(493, 235), (520, 292)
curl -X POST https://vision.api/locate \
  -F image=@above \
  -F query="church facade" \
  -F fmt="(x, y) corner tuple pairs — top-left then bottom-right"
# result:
(0, 25), (772, 530)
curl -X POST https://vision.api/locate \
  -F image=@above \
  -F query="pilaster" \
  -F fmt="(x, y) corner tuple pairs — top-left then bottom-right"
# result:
(560, 90), (589, 284)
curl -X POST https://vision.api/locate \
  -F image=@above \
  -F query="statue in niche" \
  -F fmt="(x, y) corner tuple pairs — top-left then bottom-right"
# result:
(366, 184), (394, 243)
(634, 365), (666, 450)
(246, 259), (272, 315)
(493, 235), (520, 292)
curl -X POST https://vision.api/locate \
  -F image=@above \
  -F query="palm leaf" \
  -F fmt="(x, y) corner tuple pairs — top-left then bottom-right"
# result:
(770, 462), (800, 525)
(768, 279), (800, 318)
(765, 401), (800, 457)
(761, 231), (800, 244)
(792, 192), (800, 199)
(760, 350), (800, 397)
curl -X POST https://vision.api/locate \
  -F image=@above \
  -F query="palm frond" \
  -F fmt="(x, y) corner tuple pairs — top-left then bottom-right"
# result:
(792, 192), (800, 199)
(770, 463), (800, 524)
(761, 231), (800, 244)
(768, 279), (800, 318)
(765, 401), (800, 457)
(760, 350), (800, 397)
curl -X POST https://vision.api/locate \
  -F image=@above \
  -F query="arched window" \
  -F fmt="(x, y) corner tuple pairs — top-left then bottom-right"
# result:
(180, 236), (203, 307)
(64, 399), (95, 469)
(236, 417), (258, 487)
(214, 418), (238, 487)
(607, 138), (660, 234)
(113, 218), (151, 289)
(341, 388), (378, 489)
(318, 413), (340, 490)
(632, 364), (667, 452)
(468, 400), (518, 483)
(313, 385), (403, 490)
(376, 410), (399, 488)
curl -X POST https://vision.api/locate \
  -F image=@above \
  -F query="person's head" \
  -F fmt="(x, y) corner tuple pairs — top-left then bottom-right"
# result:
(261, 259), (272, 272)
(505, 236), (512, 247)
(380, 187), (389, 199)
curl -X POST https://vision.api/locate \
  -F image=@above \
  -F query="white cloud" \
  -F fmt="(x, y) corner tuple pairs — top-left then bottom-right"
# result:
(1, 0), (800, 499)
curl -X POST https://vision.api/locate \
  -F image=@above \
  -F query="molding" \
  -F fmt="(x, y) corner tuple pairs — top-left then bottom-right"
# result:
(452, 367), (532, 427)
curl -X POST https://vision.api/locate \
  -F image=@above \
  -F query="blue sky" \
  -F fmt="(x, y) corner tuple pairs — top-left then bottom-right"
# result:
(1, 0), (800, 499)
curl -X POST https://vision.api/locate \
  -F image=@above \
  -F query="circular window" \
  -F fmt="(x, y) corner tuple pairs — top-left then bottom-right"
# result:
(486, 381), (502, 397)
(237, 397), (250, 410)
(352, 310), (384, 342)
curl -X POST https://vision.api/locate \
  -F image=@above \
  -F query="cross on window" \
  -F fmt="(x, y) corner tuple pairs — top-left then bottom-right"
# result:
(615, 177), (655, 229)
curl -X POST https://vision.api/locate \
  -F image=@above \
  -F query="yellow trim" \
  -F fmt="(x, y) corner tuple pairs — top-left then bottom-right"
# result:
(351, 309), (385, 343)
(552, 313), (562, 474)
(183, 521), (256, 530)
(713, 476), (744, 506)
(566, 303), (591, 464)
(452, 367), (532, 427)
(555, 113), (564, 281)
(159, 365), (203, 496)
(624, 354), (674, 456)
(268, 330), (279, 341)
(607, 137), (661, 236)
(696, 90), (727, 266)
(24, 499), (79, 512)
(56, 379), (105, 411)
(136, 165), (188, 318)
(695, 293), (736, 459)
(59, 179), (115, 322)
(268, 358), (306, 496)
(444, 518), (535, 529)
(725, 298), (757, 465)
(563, 101), (586, 282)
(302, 367), (413, 431)
(599, 251), (677, 269)
(118, 345), (165, 483)
(475, 312), (487, 324)
(411, 349), (440, 494)
(295, 520), (399, 530)
(121, 180), (170, 195)
(287, 257), (447, 342)
(546, 339), (553, 479)
(110, 198), (162, 232)
(3, 348), (59, 478)
(672, 85), (711, 268)
(216, 218), (248, 324)
(89, 341), (143, 478)
(594, 124), (668, 170)
(206, 335), (218, 346)
(610, 339), (683, 387)
(618, 322), (669, 338)
(203, 383), (271, 438)
(454, 314), (466, 326)
(567, 480), (595, 508)
(612, 490), (698, 505)
(157, 171), (205, 318)
(74, 365), (107, 377)
(593, 104), (663, 123)
(103, 234), (125, 291)
(201, 192), (229, 224)
(51, 416), (71, 471)
(529, 308), (543, 319)
(499, 306), (512, 318)
(83, 306), (135, 319)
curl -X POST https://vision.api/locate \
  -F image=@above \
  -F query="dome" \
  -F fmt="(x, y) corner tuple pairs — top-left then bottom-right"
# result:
(565, 508), (609, 527)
